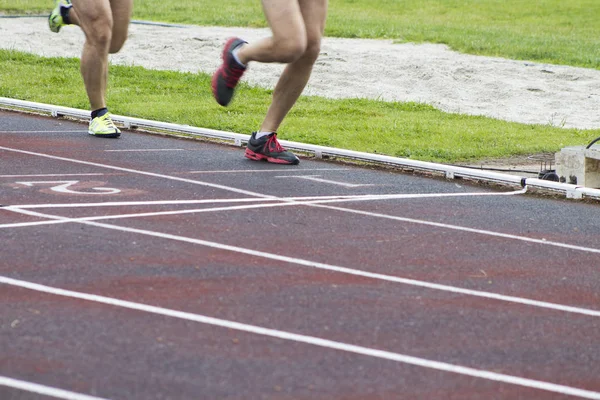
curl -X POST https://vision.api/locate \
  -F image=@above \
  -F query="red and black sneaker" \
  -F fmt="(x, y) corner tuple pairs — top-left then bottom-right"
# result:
(245, 132), (300, 165)
(211, 37), (247, 107)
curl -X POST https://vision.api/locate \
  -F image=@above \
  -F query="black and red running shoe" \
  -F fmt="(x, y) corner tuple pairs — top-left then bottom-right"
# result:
(245, 132), (300, 165)
(211, 37), (247, 106)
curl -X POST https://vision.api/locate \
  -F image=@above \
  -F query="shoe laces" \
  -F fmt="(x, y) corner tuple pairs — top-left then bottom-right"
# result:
(266, 134), (285, 153)
(98, 114), (116, 128)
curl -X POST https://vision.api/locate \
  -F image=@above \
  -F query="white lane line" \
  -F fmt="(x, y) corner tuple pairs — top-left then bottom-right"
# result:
(1, 202), (300, 228)
(1, 191), (522, 228)
(2, 277), (600, 400)
(275, 175), (377, 188)
(3, 188), (600, 257)
(9, 198), (277, 209)
(104, 149), (185, 152)
(7, 190), (526, 209)
(311, 203), (600, 255)
(5, 207), (600, 318)
(0, 190), (527, 229)
(0, 376), (109, 400)
(0, 146), (275, 199)
(0, 173), (105, 178)
(188, 168), (349, 174)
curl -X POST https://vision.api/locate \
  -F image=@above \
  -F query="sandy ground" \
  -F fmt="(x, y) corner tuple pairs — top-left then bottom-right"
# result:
(1, 17), (599, 171)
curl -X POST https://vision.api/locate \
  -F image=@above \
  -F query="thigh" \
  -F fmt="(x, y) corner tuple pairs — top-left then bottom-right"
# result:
(72, 0), (113, 39)
(108, 0), (133, 52)
(261, 0), (306, 42)
(298, 0), (328, 44)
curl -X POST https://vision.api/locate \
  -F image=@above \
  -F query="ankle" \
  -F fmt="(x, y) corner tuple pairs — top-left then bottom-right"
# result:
(255, 131), (275, 139)
(232, 45), (247, 67)
(91, 107), (108, 119)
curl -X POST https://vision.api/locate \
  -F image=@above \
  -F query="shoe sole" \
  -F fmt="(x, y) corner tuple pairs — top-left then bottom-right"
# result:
(245, 149), (299, 165)
(88, 131), (121, 138)
(211, 66), (230, 107)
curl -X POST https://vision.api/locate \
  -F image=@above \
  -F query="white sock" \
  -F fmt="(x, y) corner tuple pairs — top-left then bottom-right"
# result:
(255, 131), (274, 139)
(232, 47), (246, 68)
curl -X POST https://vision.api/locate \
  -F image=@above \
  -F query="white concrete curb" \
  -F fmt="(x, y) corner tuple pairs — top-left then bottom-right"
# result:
(2, 97), (599, 201)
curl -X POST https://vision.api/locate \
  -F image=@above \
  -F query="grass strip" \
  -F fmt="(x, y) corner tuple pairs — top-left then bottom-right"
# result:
(1, 49), (597, 164)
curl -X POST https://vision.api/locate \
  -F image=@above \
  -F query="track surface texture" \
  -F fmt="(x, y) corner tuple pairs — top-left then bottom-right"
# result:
(1, 109), (600, 400)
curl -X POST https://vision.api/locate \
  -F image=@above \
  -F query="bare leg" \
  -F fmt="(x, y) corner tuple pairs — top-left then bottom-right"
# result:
(214, 0), (327, 164)
(237, 0), (307, 65)
(237, 0), (328, 132)
(71, 0), (132, 111)
(262, 0), (328, 132)
(108, 0), (133, 54)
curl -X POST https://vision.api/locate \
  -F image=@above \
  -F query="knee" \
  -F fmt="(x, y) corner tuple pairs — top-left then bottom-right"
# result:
(272, 36), (308, 63)
(287, 39), (321, 66)
(301, 39), (322, 64)
(85, 18), (114, 50)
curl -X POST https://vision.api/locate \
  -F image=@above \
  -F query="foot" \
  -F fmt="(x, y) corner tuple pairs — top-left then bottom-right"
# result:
(211, 37), (247, 107)
(88, 114), (121, 138)
(245, 132), (299, 165)
(48, 0), (72, 33)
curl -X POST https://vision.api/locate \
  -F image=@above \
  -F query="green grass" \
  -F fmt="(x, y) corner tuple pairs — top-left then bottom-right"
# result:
(2, 49), (596, 163)
(1, 0), (599, 69)
(1, 1), (598, 163)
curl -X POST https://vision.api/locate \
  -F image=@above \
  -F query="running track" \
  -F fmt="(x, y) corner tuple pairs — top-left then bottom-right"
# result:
(1, 109), (600, 400)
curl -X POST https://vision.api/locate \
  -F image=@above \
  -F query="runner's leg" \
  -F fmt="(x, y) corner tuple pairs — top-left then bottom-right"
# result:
(257, 0), (328, 132)
(108, 0), (133, 54)
(243, 0), (327, 165)
(72, 0), (114, 111)
(236, 0), (308, 65)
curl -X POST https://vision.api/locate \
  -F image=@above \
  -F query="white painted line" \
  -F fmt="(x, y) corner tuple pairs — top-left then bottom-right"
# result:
(275, 175), (377, 188)
(2, 277), (599, 400)
(5, 207), (600, 318)
(104, 149), (185, 152)
(1, 191), (527, 228)
(312, 203), (600, 255)
(0, 375), (109, 400)
(0, 190), (527, 229)
(188, 168), (349, 174)
(7, 190), (526, 209)
(0, 146), (275, 199)
(0, 173), (105, 178)
(2, 203), (300, 227)
(10, 198), (277, 209)
(16, 181), (121, 195)
(4, 188), (600, 257)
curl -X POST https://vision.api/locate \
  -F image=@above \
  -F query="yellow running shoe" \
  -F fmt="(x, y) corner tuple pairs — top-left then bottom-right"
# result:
(88, 114), (121, 138)
(48, 0), (72, 33)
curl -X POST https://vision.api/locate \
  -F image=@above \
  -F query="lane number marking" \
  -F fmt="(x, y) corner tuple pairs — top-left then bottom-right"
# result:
(16, 180), (121, 195)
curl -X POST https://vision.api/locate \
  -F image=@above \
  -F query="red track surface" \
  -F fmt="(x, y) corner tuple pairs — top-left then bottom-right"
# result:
(1, 110), (600, 400)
